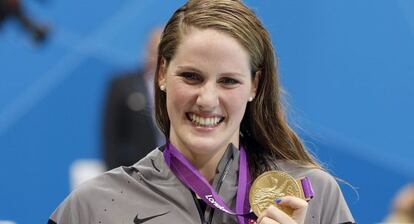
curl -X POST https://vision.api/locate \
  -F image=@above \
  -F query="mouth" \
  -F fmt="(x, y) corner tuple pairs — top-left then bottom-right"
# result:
(186, 112), (225, 127)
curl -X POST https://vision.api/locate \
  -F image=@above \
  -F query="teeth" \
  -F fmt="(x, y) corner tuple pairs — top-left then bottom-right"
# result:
(189, 113), (222, 127)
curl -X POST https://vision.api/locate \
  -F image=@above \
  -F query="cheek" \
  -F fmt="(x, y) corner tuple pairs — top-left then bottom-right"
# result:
(166, 84), (192, 113)
(224, 92), (249, 119)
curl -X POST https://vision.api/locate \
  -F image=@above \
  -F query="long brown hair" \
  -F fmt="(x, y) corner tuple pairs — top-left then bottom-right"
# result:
(154, 0), (322, 178)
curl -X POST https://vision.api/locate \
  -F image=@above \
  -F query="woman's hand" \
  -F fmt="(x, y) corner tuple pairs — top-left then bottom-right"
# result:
(256, 196), (308, 224)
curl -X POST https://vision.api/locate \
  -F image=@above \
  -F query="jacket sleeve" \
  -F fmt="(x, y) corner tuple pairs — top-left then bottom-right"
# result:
(48, 190), (85, 224)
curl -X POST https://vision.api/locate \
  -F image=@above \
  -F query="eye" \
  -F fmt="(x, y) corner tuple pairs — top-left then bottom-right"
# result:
(219, 77), (240, 86)
(178, 72), (202, 83)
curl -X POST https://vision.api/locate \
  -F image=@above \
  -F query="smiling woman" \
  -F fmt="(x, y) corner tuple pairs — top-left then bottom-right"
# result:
(158, 28), (258, 179)
(48, 1), (355, 224)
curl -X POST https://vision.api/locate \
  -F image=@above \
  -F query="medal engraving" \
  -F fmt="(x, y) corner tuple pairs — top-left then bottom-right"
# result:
(249, 171), (303, 216)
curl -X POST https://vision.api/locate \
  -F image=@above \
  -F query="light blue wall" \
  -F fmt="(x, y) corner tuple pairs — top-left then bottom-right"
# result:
(0, 1), (412, 223)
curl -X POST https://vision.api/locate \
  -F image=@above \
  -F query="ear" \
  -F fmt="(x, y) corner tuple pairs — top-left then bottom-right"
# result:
(250, 70), (261, 99)
(158, 58), (167, 89)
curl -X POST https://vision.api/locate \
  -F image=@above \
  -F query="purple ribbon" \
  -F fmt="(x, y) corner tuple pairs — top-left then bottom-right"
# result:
(163, 142), (255, 223)
(300, 177), (314, 200)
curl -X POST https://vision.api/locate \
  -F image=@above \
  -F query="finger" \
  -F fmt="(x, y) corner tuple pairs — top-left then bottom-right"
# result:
(257, 205), (295, 224)
(276, 196), (308, 210)
(276, 196), (308, 223)
(258, 217), (280, 224)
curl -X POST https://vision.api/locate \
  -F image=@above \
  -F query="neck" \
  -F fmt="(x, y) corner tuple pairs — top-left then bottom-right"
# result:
(195, 154), (223, 184)
(179, 146), (228, 184)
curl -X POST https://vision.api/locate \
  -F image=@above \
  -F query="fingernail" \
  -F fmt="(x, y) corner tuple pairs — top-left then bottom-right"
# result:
(275, 198), (282, 204)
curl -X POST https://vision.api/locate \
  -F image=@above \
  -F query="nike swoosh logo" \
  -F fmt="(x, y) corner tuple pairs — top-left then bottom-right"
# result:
(134, 211), (169, 224)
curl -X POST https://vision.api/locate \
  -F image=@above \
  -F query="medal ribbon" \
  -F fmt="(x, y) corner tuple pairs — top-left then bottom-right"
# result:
(163, 142), (255, 223)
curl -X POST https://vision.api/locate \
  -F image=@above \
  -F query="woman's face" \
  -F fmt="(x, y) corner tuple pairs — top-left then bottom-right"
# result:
(159, 28), (258, 158)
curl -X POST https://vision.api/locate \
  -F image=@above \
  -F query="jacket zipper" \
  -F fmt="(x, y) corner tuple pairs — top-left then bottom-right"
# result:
(191, 191), (207, 224)
(206, 156), (233, 224)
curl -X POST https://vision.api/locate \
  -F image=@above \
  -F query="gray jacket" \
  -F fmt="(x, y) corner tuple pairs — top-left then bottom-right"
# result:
(49, 146), (355, 224)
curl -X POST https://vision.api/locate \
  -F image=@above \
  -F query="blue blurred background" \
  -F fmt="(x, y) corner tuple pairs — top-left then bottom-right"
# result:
(1, 0), (413, 223)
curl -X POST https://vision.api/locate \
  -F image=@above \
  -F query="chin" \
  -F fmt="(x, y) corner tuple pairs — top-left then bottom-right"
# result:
(184, 134), (228, 156)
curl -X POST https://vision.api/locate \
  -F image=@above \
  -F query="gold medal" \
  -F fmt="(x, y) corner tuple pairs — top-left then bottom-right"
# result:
(249, 171), (306, 217)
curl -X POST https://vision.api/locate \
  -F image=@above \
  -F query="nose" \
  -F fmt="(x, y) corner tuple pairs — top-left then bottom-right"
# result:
(196, 82), (219, 111)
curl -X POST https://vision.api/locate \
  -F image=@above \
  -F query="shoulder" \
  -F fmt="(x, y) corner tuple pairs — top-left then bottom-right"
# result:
(55, 166), (130, 210)
(300, 167), (338, 189)
(276, 160), (335, 184)
(276, 160), (344, 200)
(275, 160), (355, 223)
(67, 147), (165, 197)
(50, 148), (165, 223)
(49, 170), (118, 223)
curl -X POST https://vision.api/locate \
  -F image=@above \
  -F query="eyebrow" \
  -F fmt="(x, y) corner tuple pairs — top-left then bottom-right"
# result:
(176, 65), (246, 77)
(176, 65), (203, 74)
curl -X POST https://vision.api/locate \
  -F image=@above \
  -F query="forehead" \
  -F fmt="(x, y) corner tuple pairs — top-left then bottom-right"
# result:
(170, 28), (251, 74)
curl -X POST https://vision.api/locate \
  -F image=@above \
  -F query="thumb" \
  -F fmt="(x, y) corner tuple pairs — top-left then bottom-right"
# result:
(276, 196), (308, 224)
